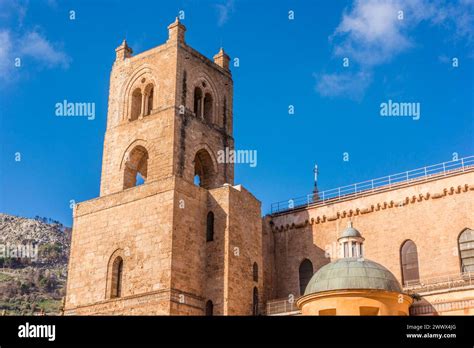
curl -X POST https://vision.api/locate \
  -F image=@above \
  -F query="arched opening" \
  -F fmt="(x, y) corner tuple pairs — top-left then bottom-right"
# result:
(222, 96), (227, 130)
(110, 256), (123, 298)
(299, 259), (313, 295)
(130, 88), (142, 121)
(343, 242), (349, 258)
(459, 228), (474, 273)
(206, 211), (214, 242)
(203, 93), (213, 123)
(194, 149), (215, 189)
(205, 300), (213, 316)
(193, 87), (203, 118)
(252, 287), (259, 315)
(145, 85), (154, 116)
(400, 240), (420, 286)
(123, 145), (148, 189)
(351, 241), (358, 258)
(253, 262), (258, 282)
(181, 71), (187, 106)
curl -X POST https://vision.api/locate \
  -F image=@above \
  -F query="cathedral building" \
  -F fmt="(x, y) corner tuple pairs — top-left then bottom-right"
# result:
(64, 19), (474, 316)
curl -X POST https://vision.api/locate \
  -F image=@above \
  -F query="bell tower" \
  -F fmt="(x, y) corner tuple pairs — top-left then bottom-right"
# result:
(65, 19), (262, 316)
(99, 18), (234, 197)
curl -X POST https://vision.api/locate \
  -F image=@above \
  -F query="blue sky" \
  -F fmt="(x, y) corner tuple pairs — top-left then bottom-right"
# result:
(0, 0), (473, 226)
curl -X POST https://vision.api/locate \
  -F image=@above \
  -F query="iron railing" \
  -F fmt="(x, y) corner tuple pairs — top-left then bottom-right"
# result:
(410, 299), (474, 315)
(271, 155), (474, 214)
(265, 298), (299, 316)
(404, 271), (474, 294)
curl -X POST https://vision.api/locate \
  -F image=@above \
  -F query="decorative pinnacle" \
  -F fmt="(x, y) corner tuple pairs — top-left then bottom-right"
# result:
(213, 47), (230, 71)
(167, 17), (186, 43)
(115, 39), (132, 60)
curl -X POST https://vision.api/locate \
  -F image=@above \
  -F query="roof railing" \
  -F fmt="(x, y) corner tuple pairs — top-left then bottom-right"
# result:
(270, 155), (474, 214)
(404, 271), (474, 293)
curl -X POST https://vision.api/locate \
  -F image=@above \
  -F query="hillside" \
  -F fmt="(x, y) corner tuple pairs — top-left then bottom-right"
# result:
(0, 213), (71, 315)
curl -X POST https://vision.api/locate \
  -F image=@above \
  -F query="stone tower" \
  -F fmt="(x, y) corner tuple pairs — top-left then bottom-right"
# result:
(64, 19), (263, 315)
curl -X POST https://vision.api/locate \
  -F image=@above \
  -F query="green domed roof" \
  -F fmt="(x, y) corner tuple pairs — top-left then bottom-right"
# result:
(338, 225), (362, 239)
(304, 258), (402, 295)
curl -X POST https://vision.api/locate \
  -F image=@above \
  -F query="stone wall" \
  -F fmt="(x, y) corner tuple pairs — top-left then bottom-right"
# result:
(268, 170), (474, 300)
(174, 39), (234, 187)
(226, 185), (263, 315)
(65, 178), (176, 314)
(100, 42), (178, 196)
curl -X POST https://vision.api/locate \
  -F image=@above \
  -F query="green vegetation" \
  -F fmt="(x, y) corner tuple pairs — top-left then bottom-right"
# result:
(0, 273), (14, 282)
(0, 297), (62, 315)
(39, 242), (64, 262)
(36, 299), (62, 313)
(0, 214), (70, 316)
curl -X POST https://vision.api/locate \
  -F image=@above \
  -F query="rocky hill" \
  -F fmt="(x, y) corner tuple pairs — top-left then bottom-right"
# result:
(0, 213), (71, 315)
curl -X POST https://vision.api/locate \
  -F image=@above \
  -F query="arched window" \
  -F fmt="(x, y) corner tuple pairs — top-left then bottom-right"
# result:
(110, 256), (123, 298)
(400, 240), (420, 285)
(205, 300), (213, 316)
(203, 93), (213, 123)
(459, 228), (474, 273)
(253, 262), (258, 282)
(130, 88), (142, 121)
(145, 85), (154, 116)
(181, 71), (187, 106)
(194, 87), (203, 118)
(194, 149), (215, 189)
(299, 259), (313, 295)
(252, 287), (259, 315)
(222, 96), (227, 130)
(123, 145), (148, 189)
(206, 212), (214, 242)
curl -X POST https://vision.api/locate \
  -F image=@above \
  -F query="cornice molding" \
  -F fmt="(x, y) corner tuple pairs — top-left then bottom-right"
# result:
(271, 184), (472, 233)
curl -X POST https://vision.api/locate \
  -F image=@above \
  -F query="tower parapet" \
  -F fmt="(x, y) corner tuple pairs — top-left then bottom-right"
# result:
(115, 39), (133, 61)
(213, 48), (230, 71)
(167, 17), (186, 44)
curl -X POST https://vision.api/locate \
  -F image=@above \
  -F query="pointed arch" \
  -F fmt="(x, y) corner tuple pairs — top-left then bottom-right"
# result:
(203, 93), (213, 123)
(110, 256), (123, 298)
(193, 86), (203, 117)
(400, 240), (420, 285)
(106, 249), (126, 299)
(122, 144), (149, 189)
(193, 145), (218, 189)
(253, 262), (258, 282)
(144, 83), (155, 116)
(299, 258), (313, 295)
(190, 72), (218, 125)
(130, 88), (142, 120)
(119, 64), (159, 123)
(458, 228), (474, 273)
